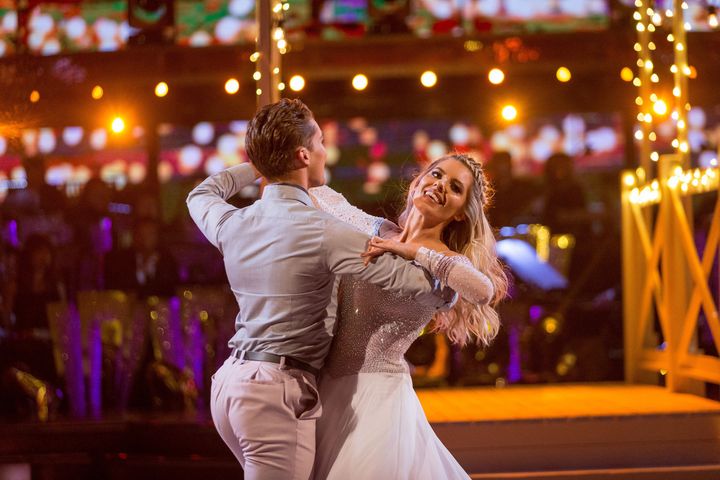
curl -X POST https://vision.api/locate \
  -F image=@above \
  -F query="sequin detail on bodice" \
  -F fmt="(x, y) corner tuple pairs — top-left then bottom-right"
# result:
(323, 276), (438, 377)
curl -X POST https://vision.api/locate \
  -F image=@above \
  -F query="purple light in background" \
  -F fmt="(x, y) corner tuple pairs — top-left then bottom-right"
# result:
(529, 305), (543, 324)
(7, 220), (19, 248)
(506, 324), (522, 384)
(88, 321), (102, 417)
(169, 296), (185, 370)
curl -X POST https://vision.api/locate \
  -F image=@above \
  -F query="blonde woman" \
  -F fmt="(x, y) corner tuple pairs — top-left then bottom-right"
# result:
(310, 153), (507, 479)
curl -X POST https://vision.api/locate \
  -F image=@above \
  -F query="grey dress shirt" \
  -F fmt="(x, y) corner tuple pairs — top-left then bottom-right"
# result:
(187, 164), (454, 369)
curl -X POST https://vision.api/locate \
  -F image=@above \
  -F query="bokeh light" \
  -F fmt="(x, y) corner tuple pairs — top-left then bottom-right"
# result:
(556, 66), (572, 82)
(420, 70), (437, 88)
(352, 74), (368, 91)
(111, 117), (125, 133)
(501, 104), (518, 121)
(225, 78), (240, 94)
(488, 68), (505, 85)
(155, 82), (169, 98)
(92, 85), (104, 100)
(289, 75), (305, 92)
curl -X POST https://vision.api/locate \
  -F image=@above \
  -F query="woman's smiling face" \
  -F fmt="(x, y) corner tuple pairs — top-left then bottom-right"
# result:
(412, 158), (475, 224)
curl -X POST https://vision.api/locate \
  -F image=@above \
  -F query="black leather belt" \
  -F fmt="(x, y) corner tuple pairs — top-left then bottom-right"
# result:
(232, 349), (319, 376)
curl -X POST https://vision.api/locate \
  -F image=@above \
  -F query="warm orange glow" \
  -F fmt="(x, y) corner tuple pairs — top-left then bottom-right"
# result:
(352, 74), (368, 91)
(92, 85), (104, 100)
(225, 78), (240, 94)
(501, 104), (517, 121)
(556, 67), (571, 82)
(289, 75), (305, 92)
(420, 71), (437, 88)
(111, 117), (126, 134)
(30, 90), (40, 103)
(155, 82), (169, 98)
(488, 68), (505, 85)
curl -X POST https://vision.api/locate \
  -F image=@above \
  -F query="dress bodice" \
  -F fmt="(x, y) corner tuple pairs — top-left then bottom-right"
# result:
(323, 277), (441, 377)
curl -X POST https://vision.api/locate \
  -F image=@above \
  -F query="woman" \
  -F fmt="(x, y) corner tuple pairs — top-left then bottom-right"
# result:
(309, 153), (507, 479)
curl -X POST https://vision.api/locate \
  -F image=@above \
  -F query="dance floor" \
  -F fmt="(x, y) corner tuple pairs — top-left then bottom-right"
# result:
(1, 383), (719, 480)
(417, 383), (720, 479)
(417, 383), (720, 422)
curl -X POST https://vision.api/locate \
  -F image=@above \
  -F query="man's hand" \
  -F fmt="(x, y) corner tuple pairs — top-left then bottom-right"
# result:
(361, 237), (420, 266)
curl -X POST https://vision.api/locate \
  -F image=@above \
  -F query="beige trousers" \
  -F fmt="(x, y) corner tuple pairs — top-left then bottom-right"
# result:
(210, 357), (322, 480)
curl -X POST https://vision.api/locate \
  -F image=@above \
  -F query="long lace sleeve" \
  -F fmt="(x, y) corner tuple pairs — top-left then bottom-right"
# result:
(415, 247), (494, 305)
(309, 185), (385, 236)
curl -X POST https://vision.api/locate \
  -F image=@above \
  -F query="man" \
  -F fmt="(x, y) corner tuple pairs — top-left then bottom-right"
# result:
(187, 99), (452, 480)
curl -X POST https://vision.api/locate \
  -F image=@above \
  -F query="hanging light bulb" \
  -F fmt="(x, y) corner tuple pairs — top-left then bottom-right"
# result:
(709, 6), (719, 28)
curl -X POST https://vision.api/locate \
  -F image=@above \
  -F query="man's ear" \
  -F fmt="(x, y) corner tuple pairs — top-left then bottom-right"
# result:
(294, 146), (310, 168)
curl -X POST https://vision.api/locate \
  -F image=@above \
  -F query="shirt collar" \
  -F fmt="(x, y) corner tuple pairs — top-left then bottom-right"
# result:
(262, 183), (314, 207)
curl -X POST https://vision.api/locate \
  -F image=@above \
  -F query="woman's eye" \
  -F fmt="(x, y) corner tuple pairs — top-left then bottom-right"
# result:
(431, 171), (441, 178)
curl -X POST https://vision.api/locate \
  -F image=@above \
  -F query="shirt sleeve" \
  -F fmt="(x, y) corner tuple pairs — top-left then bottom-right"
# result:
(415, 247), (494, 305)
(309, 185), (385, 236)
(321, 218), (455, 310)
(186, 163), (257, 251)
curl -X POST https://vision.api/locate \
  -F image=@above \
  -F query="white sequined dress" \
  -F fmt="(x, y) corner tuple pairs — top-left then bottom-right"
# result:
(309, 186), (494, 480)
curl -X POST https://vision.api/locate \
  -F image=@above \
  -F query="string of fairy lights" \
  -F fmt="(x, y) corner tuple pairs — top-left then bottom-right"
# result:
(250, 0), (289, 102)
(628, 0), (719, 173)
(624, 1), (720, 204)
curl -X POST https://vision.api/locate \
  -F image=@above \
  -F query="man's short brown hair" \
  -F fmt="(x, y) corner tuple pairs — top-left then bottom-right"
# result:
(245, 99), (316, 179)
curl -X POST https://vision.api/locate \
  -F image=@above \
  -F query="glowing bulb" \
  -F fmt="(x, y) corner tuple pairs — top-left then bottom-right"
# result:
(277, 39), (287, 50)
(420, 70), (437, 88)
(488, 68), (505, 85)
(250, 52), (260, 62)
(556, 67), (571, 82)
(673, 86), (681, 97)
(645, 60), (654, 71)
(667, 33), (674, 42)
(653, 100), (668, 116)
(651, 152), (659, 162)
(633, 78), (642, 87)
(501, 104), (518, 121)
(155, 82), (169, 98)
(91, 85), (104, 100)
(352, 74), (368, 91)
(676, 43), (685, 51)
(111, 117), (125, 133)
(634, 130), (644, 140)
(651, 74), (659, 83)
(680, 142), (689, 153)
(649, 132), (657, 141)
(289, 75), (305, 91)
(225, 78), (240, 94)
(621, 67), (634, 82)
(278, 82), (285, 91)
(710, 13), (718, 28)
(30, 90), (40, 103)
(253, 71), (262, 81)
(623, 173), (636, 187)
(636, 23), (645, 32)
(256, 88), (262, 96)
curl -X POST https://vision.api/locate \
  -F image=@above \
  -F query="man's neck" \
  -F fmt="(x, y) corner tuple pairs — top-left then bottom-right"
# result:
(269, 170), (309, 191)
